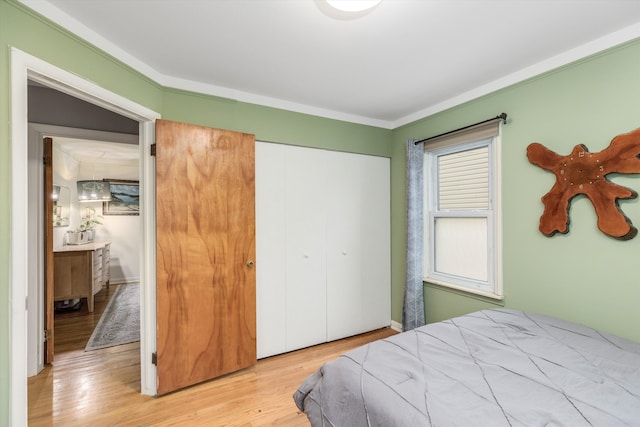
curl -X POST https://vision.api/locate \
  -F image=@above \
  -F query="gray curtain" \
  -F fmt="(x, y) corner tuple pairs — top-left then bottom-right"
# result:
(402, 138), (425, 331)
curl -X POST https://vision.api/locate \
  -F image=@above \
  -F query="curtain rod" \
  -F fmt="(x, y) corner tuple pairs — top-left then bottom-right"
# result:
(414, 113), (508, 145)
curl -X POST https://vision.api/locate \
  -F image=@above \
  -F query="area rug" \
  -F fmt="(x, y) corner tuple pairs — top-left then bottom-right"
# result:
(85, 283), (140, 351)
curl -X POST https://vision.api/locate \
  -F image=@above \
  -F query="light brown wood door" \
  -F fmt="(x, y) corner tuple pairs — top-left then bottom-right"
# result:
(155, 119), (257, 396)
(44, 137), (54, 363)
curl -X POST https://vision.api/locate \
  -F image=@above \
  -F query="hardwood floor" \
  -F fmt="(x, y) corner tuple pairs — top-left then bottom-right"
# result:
(28, 285), (397, 426)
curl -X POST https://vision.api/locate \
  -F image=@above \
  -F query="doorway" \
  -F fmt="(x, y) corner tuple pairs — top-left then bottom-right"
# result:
(10, 47), (160, 426)
(42, 133), (141, 357)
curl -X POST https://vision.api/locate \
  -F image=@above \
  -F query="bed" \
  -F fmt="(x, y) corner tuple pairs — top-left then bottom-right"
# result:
(294, 309), (640, 426)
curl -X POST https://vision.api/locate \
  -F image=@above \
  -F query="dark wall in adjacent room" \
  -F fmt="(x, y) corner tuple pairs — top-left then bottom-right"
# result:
(28, 82), (139, 135)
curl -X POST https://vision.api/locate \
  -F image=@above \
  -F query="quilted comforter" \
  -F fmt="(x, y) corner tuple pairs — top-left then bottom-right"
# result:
(294, 309), (640, 426)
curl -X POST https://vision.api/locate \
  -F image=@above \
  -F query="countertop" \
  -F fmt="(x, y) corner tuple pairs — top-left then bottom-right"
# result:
(54, 240), (112, 253)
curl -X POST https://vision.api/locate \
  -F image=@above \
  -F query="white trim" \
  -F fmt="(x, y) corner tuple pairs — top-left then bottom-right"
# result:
(109, 277), (142, 286)
(493, 130), (504, 300)
(17, 1), (640, 129)
(139, 119), (157, 396)
(386, 23), (640, 128)
(10, 47), (160, 426)
(424, 278), (505, 302)
(28, 124), (139, 145)
(10, 46), (30, 427)
(423, 134), (503, 300)
(390, 320), (403, 333)
(162, 75), (391, 129)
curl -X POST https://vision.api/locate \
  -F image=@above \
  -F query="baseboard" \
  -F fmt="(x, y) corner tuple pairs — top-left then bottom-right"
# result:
(390, 320), (403, 332)
(109, 277), (140, 285)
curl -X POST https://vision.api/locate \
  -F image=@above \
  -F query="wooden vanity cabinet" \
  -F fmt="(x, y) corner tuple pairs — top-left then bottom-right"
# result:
(53, 241), (111, 312)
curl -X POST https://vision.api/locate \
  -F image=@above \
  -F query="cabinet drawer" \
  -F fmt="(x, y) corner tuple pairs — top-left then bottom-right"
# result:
(93, 275), (103, 294)
(102, 244), (110, 284)
(93, 255), (103, 293)
(102, 245), (111, 284)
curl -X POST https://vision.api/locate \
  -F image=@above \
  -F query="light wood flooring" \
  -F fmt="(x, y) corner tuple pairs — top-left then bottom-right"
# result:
(28, 284), (397, 426)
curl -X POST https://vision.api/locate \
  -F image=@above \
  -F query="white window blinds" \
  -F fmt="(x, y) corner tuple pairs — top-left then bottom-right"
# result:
(438, 146), (489, 210)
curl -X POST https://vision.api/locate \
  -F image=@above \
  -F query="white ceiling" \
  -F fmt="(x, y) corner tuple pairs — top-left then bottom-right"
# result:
(54, 138), (139, 163)
(20, 0), (640, 129)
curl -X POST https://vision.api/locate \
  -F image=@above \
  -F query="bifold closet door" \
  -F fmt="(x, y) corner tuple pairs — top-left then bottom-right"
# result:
(325, 151), (390, 341)
(255, 142), (390, 359)
(255, 143), (328, 357)
(255, 143), (287, 358)
(284, 146), (329, 351)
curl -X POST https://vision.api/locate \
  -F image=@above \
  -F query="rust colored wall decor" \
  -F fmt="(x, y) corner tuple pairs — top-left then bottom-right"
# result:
(527, 128), (640, 240)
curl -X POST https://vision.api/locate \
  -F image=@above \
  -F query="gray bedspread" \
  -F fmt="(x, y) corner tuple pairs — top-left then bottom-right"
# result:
(294, 309), (640, 426)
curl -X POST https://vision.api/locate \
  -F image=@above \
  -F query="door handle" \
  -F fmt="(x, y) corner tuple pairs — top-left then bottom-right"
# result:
(246, 260), (255, 268)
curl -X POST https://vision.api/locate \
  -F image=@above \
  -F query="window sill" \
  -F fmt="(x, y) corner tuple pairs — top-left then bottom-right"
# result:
(423, 277), (504, 303)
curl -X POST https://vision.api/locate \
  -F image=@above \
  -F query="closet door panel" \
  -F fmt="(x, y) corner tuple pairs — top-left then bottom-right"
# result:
(255, 142), (287, 358)
(358, 156), (391, 332)
(326, 152), (391, 341)
(285, 146), (328, 351)
(326, 151), (366, 340)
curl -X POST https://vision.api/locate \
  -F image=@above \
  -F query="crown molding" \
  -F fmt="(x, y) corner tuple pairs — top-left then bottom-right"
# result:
(17, 0), (640, 130)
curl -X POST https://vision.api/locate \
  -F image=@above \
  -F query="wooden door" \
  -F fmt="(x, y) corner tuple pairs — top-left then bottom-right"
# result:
(155, 119), (256, 396)
(44, 137), (54, 363)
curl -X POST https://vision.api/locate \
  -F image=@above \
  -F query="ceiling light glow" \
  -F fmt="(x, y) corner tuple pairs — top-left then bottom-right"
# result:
(325, 0), (382, 13)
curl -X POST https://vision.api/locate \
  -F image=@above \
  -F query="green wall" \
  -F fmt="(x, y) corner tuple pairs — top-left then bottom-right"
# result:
(392, 38), (640, 342)
(0, 1), (390, 424)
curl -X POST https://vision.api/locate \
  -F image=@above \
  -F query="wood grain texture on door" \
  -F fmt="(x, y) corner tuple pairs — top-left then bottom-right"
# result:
(155, 119), (256, 396)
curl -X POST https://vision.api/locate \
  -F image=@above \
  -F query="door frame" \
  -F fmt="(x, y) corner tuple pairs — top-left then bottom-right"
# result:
(10, 47), (161, 426)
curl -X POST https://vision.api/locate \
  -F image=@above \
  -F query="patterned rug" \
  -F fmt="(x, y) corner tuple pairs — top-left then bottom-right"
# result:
(85, 283), (140, 351)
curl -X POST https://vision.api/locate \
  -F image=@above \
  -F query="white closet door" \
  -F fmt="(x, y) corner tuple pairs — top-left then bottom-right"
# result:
(255, 142), (287, 358)
(326, 152), (390, 341)
(284, 146), (328, 351)
(256, 142), (390, 358)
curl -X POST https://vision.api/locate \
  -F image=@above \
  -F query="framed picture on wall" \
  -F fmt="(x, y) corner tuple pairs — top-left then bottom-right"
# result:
(103, 179), (140, 215)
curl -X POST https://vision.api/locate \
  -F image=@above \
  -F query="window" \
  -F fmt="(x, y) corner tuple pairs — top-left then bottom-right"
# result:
(423, 121), (502, 299)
